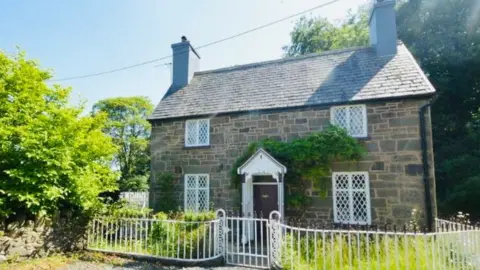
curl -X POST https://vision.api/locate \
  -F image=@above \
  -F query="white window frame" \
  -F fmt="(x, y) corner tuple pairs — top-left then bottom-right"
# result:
(184, 174), (210, 212)
(330, 104), (368, 138)
(185, 118), (210, 147)
(332, 172), (371, 225)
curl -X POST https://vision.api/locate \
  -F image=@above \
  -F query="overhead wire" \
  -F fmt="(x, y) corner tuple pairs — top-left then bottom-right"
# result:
(50, 0), (343, 82)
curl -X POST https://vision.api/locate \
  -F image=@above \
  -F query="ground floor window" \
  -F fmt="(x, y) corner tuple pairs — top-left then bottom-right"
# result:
(184, 174), (209, 212)
(332, 172), (371, 224)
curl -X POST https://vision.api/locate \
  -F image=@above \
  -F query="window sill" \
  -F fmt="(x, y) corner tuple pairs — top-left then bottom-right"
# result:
(183, 145), (211, 150)
(354, 136), (371, 141)
(333, 222), (372, 229)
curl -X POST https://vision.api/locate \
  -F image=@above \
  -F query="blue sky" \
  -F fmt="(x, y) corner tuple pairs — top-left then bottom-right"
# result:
(1, 0), (368, 110)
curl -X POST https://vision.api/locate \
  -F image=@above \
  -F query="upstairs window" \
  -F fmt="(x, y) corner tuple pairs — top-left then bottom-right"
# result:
(332, 172), (371, 225)
(184, 174), (209, 212)
(185, 119), (210, 147)
(330, 105), (367, 137)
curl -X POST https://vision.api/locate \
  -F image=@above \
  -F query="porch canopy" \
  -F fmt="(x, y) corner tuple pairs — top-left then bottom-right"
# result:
(237, 148), (286, 218)
(237, 148), (286, 179)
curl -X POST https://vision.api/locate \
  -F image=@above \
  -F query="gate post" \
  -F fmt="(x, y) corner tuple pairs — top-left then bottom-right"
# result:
(215, 209), (226, 259)
(269, 210), (282, 268)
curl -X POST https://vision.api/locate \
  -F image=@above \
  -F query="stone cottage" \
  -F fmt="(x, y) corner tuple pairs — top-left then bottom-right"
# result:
(148, 0), (436, 228)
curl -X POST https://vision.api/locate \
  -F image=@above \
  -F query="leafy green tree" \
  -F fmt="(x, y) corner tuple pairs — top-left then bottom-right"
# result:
(92, 97), (153, 191)
(396, 0), (480, 217)
(121, 175), (149, 192)
(283, 9), (369, 56)
(0, 51), (118, 220)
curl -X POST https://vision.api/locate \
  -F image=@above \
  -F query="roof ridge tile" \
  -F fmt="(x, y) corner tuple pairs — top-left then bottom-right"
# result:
(195, 46), (373, 75)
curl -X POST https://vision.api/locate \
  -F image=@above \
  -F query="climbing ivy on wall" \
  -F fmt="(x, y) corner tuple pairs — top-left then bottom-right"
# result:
(231, 125), (366, 214)
(155, 172), (178, 212)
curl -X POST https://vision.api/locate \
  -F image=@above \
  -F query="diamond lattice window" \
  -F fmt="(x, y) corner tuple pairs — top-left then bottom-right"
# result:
(331, 105), (367, 137)
(184, 174), (209, 212)
(332, 172), (371, 224)
(185, 119), (210, 147)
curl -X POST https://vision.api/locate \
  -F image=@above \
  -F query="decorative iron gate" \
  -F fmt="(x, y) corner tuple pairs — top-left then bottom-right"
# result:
(216, 210), (281, 269)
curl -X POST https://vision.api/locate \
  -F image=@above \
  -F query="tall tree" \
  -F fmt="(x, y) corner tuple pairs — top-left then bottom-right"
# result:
(283, 8), (369, 56)
(284, 0), (480, 218)
(0, 51), (117, 220)
(396, 0), (480, 217)
(92, 97), (153, 191)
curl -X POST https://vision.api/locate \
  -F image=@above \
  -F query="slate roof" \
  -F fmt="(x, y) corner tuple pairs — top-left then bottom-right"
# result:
(150, 43), (435, 120)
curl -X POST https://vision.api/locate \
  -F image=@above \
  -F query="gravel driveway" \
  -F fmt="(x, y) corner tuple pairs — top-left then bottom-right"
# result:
(62, 261), (249, 270)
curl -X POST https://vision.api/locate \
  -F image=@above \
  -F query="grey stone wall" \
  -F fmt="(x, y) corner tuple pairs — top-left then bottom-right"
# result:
(0, 219), (86, 261)
(150, 98), (435, 226)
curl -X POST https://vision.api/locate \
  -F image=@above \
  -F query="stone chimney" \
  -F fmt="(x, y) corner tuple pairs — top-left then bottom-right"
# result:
(171, 36), (200, 90)
(369, 0), (397, 56)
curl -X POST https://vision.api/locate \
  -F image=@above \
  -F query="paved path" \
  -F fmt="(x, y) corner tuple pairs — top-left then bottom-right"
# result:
(63, 261), (249, 270)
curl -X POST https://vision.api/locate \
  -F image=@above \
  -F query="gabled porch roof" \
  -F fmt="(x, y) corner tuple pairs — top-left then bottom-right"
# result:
(237, 148), (287, 175)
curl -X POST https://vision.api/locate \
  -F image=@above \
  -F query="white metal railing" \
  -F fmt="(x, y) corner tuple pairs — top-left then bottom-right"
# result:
(87, 216), (222, 261)
(436, 217), (478, 231)
(120, 192), (149, 208)
(271, 218), (480, 270)
(87, 211), (480, 269)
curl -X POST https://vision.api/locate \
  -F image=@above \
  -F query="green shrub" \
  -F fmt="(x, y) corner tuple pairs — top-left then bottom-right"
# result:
(155, 172), (177, 212)
(154, 212), (168, 220)
(88, 210), (217, 258)
(148, 211), (216, 259)
(183, 211), (216, 222)
(97, 199), (153, 219)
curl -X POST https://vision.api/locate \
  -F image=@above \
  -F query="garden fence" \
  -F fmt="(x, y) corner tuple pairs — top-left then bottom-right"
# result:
(274, 219), (480, 269)
(119, 192), (149, 208)
(87, 210), (480, 269)
(87, 215), (223, 261)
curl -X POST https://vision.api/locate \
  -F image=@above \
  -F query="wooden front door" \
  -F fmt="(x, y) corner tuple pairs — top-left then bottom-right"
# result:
(253, 185), (278, 217)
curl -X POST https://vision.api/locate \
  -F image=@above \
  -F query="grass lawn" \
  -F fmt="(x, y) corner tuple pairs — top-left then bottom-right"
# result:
(0, 255), (77, 270)
(0, 252), (132, 270)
